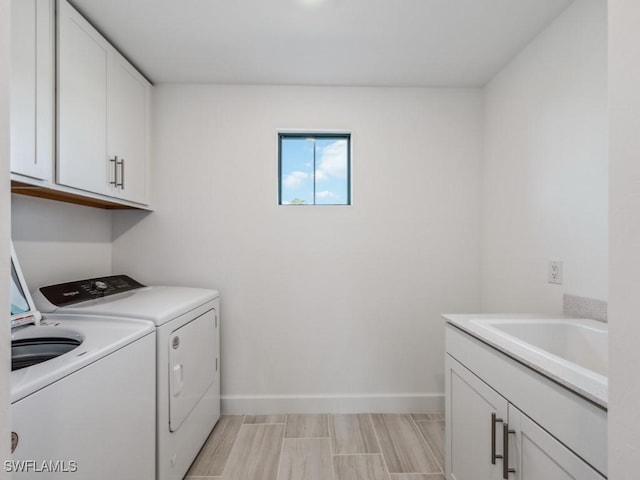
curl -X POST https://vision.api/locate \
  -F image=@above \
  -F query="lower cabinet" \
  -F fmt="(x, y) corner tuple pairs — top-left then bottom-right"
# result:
(447, 354), (507, 480)
(446, 355), (605, 480)
(509, 405), (603, 480)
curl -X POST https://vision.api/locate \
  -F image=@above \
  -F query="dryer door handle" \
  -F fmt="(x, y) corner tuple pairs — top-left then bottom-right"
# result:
(172, 364), (184, 397)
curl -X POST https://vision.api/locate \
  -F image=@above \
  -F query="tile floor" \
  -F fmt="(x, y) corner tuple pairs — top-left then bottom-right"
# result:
(185, 413), (445, 480)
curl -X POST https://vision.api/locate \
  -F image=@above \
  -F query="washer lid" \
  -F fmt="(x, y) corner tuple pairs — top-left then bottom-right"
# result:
(10, 243), (41, 328)
(37, 285), (218, 326)
(11, 316), (154, 403)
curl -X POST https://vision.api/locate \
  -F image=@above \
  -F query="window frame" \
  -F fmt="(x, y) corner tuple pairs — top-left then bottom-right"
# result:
(277, 132), (352, 206)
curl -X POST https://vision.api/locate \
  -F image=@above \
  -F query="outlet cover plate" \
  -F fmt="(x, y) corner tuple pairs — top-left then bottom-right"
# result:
(549, 260), (563, 285)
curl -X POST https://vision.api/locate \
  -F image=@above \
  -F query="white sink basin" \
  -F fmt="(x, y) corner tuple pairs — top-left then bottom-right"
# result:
(470, 318), (608, 377)
(443, 314), (608, 407)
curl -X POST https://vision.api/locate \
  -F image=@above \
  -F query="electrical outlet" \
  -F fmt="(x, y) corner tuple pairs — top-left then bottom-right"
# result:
(548, 260), (563, 285)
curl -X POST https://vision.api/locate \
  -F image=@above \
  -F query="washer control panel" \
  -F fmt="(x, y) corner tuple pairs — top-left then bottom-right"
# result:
(39, 275), (146, 307)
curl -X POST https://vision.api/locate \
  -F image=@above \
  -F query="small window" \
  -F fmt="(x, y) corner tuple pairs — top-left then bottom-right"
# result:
(278, 133), (351, 205)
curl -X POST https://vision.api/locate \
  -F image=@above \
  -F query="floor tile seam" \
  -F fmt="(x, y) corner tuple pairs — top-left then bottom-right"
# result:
(324, 413), (331, 448)
(243, 414), (289, 425)
(183, 476), (223, 479)
(414, 419), (444, 425)
(359, 413), (382, 455)
(328, 414), (335, 455)
(273, 417), (287, 480)
(329, 414), (368, 456)
(375, 414), (443, 475)
(343, 414), (378, 455)
(386, 471), (444, 475)
(330, 439), (338, 480)
(411, 413), (445, 422)
(276, 437), (334, 480)
(389, 474), (444, 478)
(220, 416), (262, 479)
(396, 476), (445, 478)
(217, 415), (246, 478)
(407, 415), (444, 474)
(368, 413), (393, 480)
(332, 452), (387, 457)
(323, 436), (337, 480)
(244, 422), (287, 425)
(328, 415), (337, 479)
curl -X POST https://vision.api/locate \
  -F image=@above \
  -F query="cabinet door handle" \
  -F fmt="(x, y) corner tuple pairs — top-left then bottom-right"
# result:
(109, 156), (118, 186)
(120, 157), (125, 189)
(502, 423), (516, 479)
(116, 157), (124, 188)
(491, 413), (503, 464)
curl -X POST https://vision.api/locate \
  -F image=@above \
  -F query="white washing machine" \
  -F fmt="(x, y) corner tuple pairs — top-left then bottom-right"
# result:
(10, 245), (156, 479)
(33, 276), (221, 480)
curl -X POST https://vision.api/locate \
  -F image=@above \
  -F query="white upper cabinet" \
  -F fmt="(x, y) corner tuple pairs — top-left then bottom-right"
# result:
(57, 0), (110, 196)
(11, 0), (54, 181)
(57, 0), (151, 205)
(107, 51), (151, 203)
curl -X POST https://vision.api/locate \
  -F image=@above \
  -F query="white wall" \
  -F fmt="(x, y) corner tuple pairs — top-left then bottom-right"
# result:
(608, 0), (640, 477)
(11, 195), (113, 289)
(0, 0), (11, 476)
(481, 0), (608, 313)
(112, 85), (483, 413)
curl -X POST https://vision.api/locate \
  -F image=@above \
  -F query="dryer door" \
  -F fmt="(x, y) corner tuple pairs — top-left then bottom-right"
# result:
(168, 309), (216, 432)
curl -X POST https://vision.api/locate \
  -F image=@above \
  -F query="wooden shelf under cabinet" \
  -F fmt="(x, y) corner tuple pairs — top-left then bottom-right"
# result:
(11, 180), (141, 210)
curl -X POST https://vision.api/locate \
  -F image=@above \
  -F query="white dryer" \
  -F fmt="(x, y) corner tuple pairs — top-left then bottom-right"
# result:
(34, 276), (221, 480)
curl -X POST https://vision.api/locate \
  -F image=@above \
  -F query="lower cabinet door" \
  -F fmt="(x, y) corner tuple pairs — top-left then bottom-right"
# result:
(446, 354), (508, 480)
(507, 405), (605, 480)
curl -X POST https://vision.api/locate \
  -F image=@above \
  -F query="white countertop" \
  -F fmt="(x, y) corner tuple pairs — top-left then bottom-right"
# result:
(443, 313), (608, 408)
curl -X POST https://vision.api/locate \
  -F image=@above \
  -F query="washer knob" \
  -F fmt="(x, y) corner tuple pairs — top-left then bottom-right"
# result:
(94, 281), (108, 291)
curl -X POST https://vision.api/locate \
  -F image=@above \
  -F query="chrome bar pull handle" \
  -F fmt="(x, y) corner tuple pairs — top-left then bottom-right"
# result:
(491, 413), (504, 464)
(109, 156), (118, 186)
(120, 157), (125, 189)
(116, 157), (124, 188)
(503, 423), (516, 479)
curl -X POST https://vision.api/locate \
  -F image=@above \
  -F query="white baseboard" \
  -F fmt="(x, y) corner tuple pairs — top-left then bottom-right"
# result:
(221, 393), (444, 415)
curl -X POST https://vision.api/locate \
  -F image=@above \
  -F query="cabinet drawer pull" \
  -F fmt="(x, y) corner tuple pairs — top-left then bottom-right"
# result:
(491, 413), (503, 464)
(109, 156), (118, 186)
(502, 423), (516, 479)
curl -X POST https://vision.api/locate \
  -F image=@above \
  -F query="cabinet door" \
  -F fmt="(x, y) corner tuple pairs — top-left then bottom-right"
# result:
(107, 50), (151, 204)
(10, 0), (54, 181)
(507, 405), (605, 480)
(446, 354), (508, 480)
(57, 0), (112, 195)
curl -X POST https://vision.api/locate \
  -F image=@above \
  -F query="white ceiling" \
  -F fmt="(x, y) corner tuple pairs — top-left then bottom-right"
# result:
(70, 0), (574, 87)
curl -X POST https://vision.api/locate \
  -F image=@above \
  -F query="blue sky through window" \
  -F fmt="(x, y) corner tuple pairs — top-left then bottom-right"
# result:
(279, 134), (350, 205)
